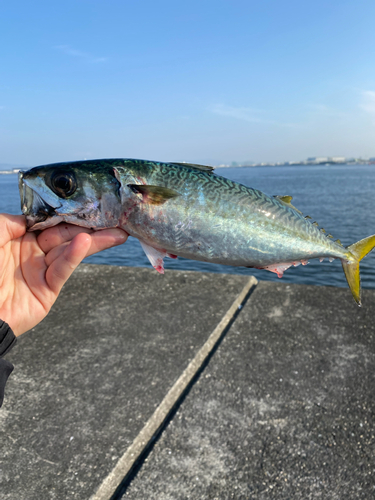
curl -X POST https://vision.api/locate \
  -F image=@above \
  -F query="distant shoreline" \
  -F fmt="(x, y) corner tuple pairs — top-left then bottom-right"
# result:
(0, 169), (21, 175)
(0, 162), (374, 175)
(215, 161), (375, 168)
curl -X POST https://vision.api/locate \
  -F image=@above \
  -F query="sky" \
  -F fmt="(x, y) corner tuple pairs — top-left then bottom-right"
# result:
(1, 0), (375, 167)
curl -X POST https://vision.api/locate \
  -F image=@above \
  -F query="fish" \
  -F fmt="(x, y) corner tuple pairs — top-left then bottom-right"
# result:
(19, 158), (375, 306)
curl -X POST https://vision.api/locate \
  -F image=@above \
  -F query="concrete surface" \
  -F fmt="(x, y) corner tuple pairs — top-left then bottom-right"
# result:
(0, 265), (249, 500)
(2, 265), (375, 500)
(121, 281), (375, 500)
(92, 275), (257, 500)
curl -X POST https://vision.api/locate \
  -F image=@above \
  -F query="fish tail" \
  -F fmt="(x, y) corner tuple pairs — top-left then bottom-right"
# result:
(342, 234), (375, 306)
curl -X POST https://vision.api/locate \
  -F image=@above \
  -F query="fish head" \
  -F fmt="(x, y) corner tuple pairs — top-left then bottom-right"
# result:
(19, 161), (122, 230)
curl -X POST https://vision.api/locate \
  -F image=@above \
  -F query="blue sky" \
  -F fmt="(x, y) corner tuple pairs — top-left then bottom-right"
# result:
(1, 0), (375, 166)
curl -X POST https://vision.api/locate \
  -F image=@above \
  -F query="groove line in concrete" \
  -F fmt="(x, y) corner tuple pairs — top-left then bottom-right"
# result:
(91, 276), (258, 500)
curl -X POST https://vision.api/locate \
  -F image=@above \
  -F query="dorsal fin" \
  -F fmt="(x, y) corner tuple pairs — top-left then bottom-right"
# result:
(275, 195), (293, 204)
(170, 162), (215, 172)
(307, 220), (338, 242)
(273, 195), (302, 214)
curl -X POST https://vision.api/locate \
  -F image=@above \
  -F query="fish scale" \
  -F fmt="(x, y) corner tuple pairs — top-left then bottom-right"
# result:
(19, 158), (375, 305)
(109, 163), (363, 268)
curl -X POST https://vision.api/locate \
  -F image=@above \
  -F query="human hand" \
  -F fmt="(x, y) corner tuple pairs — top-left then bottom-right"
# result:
(0, 214), (128, 336)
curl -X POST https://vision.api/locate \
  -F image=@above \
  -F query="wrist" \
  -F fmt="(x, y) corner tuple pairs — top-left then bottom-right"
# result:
(0, 320), (17, 356)
(0, 319), (16, 408)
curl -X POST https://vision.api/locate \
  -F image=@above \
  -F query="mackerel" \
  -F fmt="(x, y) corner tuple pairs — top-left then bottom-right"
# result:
(19, 158), (375, 305)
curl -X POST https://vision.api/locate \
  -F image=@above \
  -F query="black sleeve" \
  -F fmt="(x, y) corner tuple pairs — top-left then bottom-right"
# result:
(0, 320), (17, 408)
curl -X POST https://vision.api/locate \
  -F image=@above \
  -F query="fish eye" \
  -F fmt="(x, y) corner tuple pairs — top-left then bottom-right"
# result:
(50, 171), (77, 198)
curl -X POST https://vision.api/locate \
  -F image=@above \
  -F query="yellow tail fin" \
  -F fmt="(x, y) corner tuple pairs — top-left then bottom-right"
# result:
(342, 234), (375, 306)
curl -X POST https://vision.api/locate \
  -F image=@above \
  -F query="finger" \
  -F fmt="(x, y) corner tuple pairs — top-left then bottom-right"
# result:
(84, 228), (128, 257)
(37, 223), (94, 254)
(0, 214), (26, 246)
(18, 230), (49, 296)
(45, 233), (92, 295)
(44, 242), (70, 267)
(44, 228), (128, 267)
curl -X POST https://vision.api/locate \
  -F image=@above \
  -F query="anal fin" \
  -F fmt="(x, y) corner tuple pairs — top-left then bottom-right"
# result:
(262, 262), (293, 278)
(262, 261), (304, 278)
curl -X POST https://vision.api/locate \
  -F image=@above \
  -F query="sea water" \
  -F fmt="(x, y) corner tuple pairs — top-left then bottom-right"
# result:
(1, 164), (375, 290)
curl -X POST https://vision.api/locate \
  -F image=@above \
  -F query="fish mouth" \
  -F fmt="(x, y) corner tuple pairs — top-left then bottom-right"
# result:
(19, 171), (60, 230)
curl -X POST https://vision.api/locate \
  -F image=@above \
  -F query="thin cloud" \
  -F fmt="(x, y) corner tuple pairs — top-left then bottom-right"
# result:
(361, 90), (375, 117)
(210, 103), (267, 123)
(307, 103), (347, 118)
(54, 45), (107, 63)
(209, 103), (295, 127)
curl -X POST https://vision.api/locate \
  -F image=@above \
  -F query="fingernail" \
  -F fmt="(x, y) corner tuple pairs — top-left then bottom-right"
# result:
(111, 228), (128, 241)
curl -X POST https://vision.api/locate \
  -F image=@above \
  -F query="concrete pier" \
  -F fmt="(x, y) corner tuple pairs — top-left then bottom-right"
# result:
(1, 265), (375, 499)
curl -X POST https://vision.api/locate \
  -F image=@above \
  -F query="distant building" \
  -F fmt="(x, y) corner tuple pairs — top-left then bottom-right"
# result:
(306, 157), (328, 164)
(306, 156), (346, 164)
(329, 157), (346, 163)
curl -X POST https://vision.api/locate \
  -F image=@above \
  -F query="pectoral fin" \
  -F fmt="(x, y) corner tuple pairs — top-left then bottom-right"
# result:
(128, 184), (179, 205)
